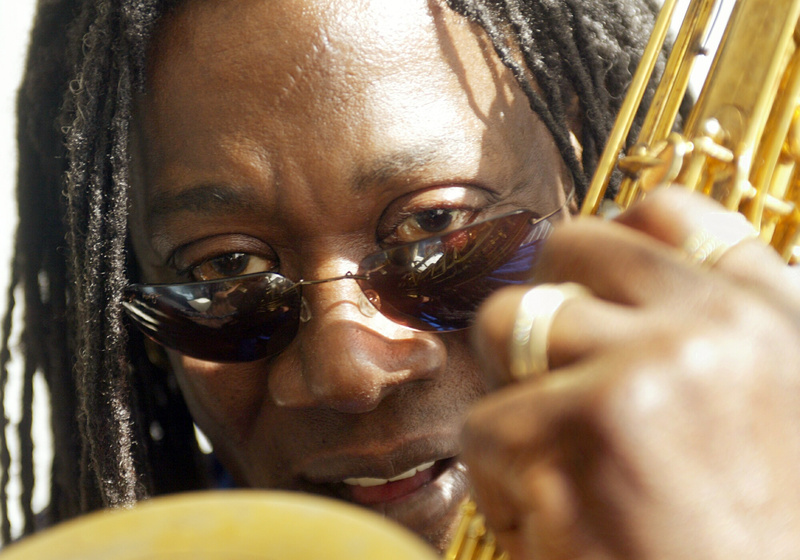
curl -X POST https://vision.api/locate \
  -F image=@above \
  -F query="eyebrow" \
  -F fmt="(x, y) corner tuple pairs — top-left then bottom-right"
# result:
(147, 183), (264, 223)
(351, 142), (448, 193)
(147, 141), (457, 221)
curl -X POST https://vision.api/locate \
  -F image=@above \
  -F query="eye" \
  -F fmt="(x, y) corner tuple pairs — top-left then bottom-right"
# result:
(394, 208), (472, 244)
(378, 185), (496, 246)
(406, 209), (457, 233)
(189, 253), (274, 281)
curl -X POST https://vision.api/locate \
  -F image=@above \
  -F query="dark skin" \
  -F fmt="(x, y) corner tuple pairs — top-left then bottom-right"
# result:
(129, 0), (571, 551)
(129, 0), (800, 557)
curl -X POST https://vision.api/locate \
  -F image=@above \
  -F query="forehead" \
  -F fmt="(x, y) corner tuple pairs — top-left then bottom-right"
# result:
(133, 0), (566, 239)
(142, 0), (526, 160)
(149, 0), (443, 98)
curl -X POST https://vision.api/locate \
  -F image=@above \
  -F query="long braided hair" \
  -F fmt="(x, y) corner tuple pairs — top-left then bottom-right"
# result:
(3, 0), (660, 544)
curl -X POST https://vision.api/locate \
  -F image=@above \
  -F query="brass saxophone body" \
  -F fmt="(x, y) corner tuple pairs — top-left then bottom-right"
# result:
(583, 0), (800, 262)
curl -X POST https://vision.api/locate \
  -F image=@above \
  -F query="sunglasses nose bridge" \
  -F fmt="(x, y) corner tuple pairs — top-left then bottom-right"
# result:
(296, 271), (367, 288)
(296, 272), (377, 323)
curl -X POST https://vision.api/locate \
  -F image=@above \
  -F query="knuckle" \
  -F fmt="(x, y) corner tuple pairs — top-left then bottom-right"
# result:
(690, 289), (786, 381)
(591, 356), (678, 437)
(586, 295), (774, 440)
(585, 328), (730, 440)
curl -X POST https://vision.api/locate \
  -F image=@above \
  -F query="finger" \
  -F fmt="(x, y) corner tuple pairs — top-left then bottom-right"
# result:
(710, 240), (800, 311)
(483, 464), (587, 560)
(462, 359), (642, 560)
(473, 215), (704, 389)
(472, 285), (638, 388)
(615, 188), (800, 304)
(461, 376), (583, 554)
(613, 187), (753, 249)
(532, 217), (704, 307)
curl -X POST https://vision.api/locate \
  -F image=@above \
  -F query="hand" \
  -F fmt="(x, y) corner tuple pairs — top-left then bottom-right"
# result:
(463, 188), (800, 560)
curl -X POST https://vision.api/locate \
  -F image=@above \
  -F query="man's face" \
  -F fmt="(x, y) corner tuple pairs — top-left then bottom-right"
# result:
(129, 0), (572, 550)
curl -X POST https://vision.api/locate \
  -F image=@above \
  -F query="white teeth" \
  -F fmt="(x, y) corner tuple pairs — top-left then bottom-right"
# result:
(343, 460), (435, 487)
(387, 460), (434, 482)
(343, 477), (387, 487)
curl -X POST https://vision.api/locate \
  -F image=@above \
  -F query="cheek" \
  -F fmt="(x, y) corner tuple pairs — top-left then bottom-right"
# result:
(441, 330), (490, 403)
(168, 353), (271, 445)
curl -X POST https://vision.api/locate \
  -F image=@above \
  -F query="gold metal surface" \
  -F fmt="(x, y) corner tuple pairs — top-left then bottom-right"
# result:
(453, 1), (800, 554)
(581, 0), (800, 264)
(1, 491), (439, 560)
(444, 502), (508, 560)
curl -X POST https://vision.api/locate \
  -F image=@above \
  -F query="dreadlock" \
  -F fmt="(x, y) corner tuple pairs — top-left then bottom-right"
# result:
(3, 0), (660, 544)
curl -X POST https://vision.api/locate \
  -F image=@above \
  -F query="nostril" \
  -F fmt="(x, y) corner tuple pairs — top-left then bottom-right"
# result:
(283, 320), (447, 413)
(311, 374), (388, 415)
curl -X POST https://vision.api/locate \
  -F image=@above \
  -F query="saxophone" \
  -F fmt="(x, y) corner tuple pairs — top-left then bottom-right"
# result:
(582, 0), (800, 260)
(446, 0), (800, 558)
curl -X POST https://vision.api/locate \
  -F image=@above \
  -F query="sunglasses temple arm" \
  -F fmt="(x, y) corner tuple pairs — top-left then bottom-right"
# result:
(296, 273), (370, 287)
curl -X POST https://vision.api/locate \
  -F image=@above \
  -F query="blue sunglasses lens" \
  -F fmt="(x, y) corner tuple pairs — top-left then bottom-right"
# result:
(356, 210), (552, 330)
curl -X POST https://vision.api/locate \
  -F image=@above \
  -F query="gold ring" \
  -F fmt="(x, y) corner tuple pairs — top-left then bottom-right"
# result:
(509, 283), (591, 381)
(682, 212), (758, 267)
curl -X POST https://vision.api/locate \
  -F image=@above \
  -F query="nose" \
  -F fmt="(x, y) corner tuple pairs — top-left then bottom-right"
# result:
(267, 265), (447, 413)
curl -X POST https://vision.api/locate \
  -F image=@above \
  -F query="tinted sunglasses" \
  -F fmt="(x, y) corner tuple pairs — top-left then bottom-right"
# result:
(123, 197), (572, 362)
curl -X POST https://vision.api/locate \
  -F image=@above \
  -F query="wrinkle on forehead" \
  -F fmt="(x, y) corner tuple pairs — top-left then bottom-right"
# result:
(149, 0), (443, 112)
(135, 0), (568, 223)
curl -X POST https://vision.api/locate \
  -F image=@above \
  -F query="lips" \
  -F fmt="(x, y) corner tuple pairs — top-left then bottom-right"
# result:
(344, 460), (436, 487)
(296, 442), (471, 549)
(344, 460), (439, 505)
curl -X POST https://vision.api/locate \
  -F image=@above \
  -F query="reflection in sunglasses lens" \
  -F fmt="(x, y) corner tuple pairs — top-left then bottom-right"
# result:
(124, 209), (555, 362)
(357, 211), (546, 330)
(124, 274), (301, 362)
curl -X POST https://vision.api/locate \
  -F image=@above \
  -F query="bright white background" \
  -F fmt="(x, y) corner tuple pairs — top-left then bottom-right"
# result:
(1, 6), (35, 270)
(1, 0), (45, 540)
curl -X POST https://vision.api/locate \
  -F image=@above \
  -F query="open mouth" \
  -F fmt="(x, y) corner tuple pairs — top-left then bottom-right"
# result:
(339, 457), (454, 506)
(300, 455), (469, 550)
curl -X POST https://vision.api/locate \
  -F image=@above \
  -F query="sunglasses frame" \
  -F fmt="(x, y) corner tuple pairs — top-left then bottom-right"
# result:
(123, 191), (574, 362)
